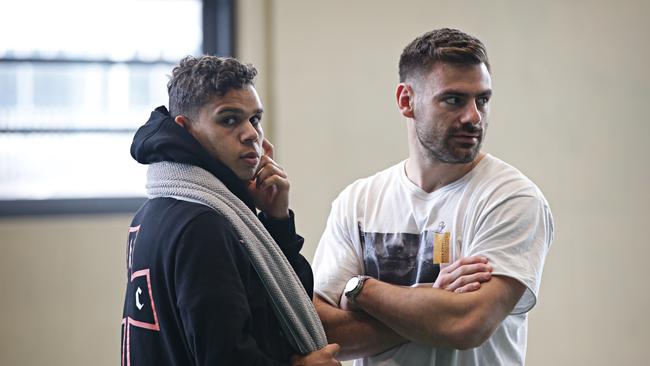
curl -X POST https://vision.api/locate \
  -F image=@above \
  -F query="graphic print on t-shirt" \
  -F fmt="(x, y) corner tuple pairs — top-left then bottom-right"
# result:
(359, 223), (449, 285)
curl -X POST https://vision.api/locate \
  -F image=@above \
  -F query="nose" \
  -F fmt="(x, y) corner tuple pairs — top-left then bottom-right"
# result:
(240, 121), (260, 144)
(460, 100), (482, 125)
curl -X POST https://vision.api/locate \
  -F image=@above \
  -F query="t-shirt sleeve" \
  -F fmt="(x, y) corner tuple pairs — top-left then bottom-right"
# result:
(174, 212), (288, 366)
(466, 194), (554, 314)
(312, 191), (364, 307)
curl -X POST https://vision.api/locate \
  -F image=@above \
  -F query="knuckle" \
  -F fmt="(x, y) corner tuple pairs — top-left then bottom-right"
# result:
(458, 265), (473, 275)
(451, 277), (465, 288)
(451, 268), (463, 278)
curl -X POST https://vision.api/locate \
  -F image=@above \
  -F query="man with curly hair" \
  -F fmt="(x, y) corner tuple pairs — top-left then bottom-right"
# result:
(312, 28), (554, 365)
(121, 56), (340, 365)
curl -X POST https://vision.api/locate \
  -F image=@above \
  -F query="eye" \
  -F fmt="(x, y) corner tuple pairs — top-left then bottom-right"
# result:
(220, 116), (239, 126)
(476, 96), (490, 107)
(250, 114), (262, 126)
(444, 96), (462, 106)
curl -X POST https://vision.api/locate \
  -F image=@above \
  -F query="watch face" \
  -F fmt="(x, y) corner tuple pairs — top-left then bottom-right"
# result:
(345, 276), (360, 294)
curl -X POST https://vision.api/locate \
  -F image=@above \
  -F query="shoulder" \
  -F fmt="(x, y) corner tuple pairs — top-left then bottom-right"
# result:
(472, 154), (550, 207)
(466, 155), (554, 240)
(180, 205), (240, 244)
(139, 198), (242, 250)
(139, 197), (216, 222)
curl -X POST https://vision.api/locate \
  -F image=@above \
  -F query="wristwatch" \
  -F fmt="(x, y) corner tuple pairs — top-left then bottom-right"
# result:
(344, 275), (371, 305)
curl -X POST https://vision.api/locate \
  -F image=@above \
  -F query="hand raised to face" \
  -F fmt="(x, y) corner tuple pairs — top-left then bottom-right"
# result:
(247, 139), (291, 219)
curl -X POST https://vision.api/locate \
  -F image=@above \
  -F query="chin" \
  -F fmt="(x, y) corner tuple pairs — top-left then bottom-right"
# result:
(446, 145), (481, 163)
(236, 169), (257, 182)
(236, 172), (254, 182)
(454, 152), (478, 164)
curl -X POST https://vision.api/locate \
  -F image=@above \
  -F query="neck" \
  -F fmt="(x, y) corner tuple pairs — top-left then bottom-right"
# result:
(405, 151), (485, 193)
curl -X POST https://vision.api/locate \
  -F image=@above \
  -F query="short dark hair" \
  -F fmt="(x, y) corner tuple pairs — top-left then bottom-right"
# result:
(167, 55), (258, 119)
(398, 28), (490, 82)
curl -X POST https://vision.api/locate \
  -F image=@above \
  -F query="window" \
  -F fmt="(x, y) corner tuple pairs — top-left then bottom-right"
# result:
(0, 0), (234, 215)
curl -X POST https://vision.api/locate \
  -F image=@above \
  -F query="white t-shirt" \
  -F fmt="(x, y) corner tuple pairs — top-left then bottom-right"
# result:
(313, 154), (554, 366)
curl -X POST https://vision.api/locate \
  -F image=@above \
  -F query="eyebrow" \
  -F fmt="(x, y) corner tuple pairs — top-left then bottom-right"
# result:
(436, 89), (493, 98)
(215, 107), (264, 115)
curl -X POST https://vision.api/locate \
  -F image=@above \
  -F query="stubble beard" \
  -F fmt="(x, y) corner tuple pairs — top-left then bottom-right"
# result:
(415, 122), (485, 164)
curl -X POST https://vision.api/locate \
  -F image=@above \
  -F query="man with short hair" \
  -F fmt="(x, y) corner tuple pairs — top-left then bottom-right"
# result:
(312, 28), (554, 365)
(121, 55), (340, 365)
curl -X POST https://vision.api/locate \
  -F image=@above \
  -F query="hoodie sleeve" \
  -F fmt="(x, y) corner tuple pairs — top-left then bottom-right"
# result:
(258, 210), (314, 298)
(174, 211), (289, 366)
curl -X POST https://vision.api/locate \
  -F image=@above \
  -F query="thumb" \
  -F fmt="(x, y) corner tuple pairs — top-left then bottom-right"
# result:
(324, 343), (340, 356)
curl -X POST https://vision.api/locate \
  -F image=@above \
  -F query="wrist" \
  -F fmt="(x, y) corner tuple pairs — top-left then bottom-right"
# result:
(344, 275), (371, 306)
(263, 208), (290, 220)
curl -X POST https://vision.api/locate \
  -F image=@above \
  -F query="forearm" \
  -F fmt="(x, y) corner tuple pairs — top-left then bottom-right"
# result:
(355, 279), (468, 348)
(314, 295), (406, 360)
(356, 277), (522, 349)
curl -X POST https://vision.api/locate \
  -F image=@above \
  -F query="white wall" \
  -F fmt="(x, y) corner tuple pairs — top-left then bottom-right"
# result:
(0, 215), (129, 365)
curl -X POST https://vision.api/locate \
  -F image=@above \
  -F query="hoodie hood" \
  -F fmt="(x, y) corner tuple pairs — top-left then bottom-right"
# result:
(131, 106), (256, 212)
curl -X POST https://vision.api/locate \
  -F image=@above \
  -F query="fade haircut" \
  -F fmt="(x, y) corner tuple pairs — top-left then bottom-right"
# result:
(167, 55), (258, 119)
(398, 28), (490, 82)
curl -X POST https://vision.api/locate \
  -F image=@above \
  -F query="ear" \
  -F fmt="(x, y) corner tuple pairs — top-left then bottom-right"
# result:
(174, 115), (190, 129)
(396, 83), (415, 119)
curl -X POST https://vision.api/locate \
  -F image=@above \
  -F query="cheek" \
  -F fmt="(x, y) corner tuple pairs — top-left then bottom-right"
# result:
(201, 133), (232, 162)
(253, 125), (264, 142)
(429, 111), (451, 129)
(215, 141), (239, 162)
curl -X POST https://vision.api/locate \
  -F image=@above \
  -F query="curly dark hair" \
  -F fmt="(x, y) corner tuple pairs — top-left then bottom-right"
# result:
(398, 28), (490, 82)
(167, 55), (258, 119)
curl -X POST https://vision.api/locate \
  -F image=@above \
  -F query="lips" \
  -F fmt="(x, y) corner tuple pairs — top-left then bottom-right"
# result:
(240, 151), (260, 166)
(451, 134), (481, 145)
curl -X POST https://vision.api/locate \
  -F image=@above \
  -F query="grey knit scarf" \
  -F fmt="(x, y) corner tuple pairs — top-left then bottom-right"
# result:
(146, 161), (327, 354)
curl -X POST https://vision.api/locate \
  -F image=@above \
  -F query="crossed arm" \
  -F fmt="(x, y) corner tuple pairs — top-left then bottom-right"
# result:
(315, 295), (405, 360)
(315, 273), (525, 360)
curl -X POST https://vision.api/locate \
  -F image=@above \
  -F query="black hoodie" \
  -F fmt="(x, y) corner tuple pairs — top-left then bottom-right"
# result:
(121, 106), (313, 366)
